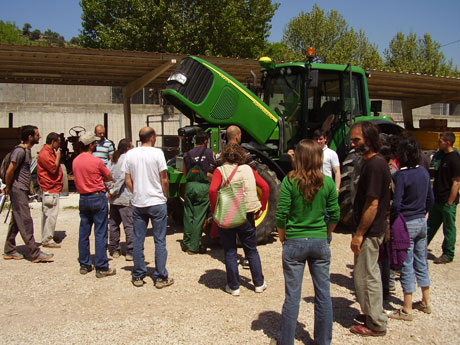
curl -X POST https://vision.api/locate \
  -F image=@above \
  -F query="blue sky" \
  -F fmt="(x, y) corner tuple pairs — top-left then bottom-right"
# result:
(1, 0), (459, 67)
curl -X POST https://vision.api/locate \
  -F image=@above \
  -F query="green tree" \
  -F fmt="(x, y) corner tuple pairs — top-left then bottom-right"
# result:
(69, 36), (81, 45)
(258, 41), (296, 62)
(281, 4), (383, 69)
(384, 32), (459, 76)
(0, 21), (29, 45)
(30, 29), (41, 40)
(22, 23), (32, 36)
(43, 29), (66, 47)
(80, 0), (279, 58)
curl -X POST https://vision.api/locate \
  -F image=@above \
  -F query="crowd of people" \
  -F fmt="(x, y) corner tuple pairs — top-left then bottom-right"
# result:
(2, 121), (460, 345)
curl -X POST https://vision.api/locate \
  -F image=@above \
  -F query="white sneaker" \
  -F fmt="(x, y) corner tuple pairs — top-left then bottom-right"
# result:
(255, 281), (267, 293)
(225, 285), (240, 296)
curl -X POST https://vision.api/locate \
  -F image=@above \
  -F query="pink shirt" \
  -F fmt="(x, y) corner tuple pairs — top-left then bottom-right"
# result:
(72, 152), (110, 194)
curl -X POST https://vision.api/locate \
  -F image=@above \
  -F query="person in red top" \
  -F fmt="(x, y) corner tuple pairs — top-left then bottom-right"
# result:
(73, 131), (115, 278)
(209, 143), (269, 296)
(37, 132), (63, 248)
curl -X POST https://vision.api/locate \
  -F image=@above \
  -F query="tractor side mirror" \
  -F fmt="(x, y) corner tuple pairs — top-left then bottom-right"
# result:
(370, 100), (382, 116)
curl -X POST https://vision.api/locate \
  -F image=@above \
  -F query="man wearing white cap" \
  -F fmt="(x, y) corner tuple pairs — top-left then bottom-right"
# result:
(73, 131), (115, 278)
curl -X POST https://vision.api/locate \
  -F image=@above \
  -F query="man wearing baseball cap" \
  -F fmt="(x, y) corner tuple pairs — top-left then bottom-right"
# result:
(73, 131), (115, 278)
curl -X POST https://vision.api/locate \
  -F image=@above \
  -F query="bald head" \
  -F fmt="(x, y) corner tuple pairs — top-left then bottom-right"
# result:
(95, 124), (105, 138)
(139, 126), (156, 145)
(226, 125), (242, 144)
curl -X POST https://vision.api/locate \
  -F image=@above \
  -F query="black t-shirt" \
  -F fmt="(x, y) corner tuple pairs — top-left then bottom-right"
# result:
(353, 154), (391, 237)
(433, 151), (460, 203)
(184, 146), (215, 174)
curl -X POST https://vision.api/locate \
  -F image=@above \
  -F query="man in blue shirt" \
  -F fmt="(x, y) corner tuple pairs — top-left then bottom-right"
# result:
(93, 124), (115, 166)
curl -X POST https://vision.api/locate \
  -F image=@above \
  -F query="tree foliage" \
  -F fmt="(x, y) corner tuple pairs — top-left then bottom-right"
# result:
(0, 21), (30, 45)
(281, 4), (383, 69)
(80, 0), (279, 58)
(0, 21), (69, 47)
(384, 32), (459, 76)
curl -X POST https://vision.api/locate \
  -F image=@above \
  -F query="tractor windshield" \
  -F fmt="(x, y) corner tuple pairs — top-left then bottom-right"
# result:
(263, 67), (302, 121)
(263, 67), (365, 126)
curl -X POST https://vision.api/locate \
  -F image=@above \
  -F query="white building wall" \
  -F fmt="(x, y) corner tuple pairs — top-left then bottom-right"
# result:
(0, 84), (182, 157)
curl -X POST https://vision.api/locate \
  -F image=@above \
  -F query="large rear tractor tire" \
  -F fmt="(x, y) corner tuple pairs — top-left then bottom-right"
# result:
(338, 150), (362, 231)
(254, 163), (281, 243)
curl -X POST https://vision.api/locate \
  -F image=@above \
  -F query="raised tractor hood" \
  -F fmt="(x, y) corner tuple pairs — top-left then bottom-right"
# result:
(162, 56), (279, 145)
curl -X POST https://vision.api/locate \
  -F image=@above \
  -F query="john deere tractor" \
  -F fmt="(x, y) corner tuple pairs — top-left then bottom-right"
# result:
(162, 50), (402, 242)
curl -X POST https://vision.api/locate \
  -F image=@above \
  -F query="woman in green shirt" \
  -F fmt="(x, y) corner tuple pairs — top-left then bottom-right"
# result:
(274, 139), (339, 345)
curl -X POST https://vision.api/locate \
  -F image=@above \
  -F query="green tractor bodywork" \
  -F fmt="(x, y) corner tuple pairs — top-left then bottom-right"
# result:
(162, 55), (402, 240)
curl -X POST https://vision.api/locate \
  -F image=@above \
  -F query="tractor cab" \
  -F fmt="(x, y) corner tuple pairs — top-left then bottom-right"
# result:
(259, 51), (370, 159)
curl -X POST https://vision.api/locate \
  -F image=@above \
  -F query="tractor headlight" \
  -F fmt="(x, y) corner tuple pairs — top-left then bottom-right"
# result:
(168, 72), (187, 85)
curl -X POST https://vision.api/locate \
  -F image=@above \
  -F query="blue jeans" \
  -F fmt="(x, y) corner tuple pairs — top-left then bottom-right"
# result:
(400, 217), (430, 293)
(78, 193), (109, 270)
(132, 204), (168, 280)
(279, 238), (332, 345)
(218, 213), (264, 290)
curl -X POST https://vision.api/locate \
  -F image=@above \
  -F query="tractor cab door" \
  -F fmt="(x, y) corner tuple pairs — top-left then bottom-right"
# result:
(305, 71), (341, 135)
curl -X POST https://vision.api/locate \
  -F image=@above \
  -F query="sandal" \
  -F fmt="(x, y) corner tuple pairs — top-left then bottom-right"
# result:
(350, 325), (386, 337)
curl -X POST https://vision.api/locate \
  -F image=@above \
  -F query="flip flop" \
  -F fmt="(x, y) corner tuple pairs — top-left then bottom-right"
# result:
(350, 325), (386, 337)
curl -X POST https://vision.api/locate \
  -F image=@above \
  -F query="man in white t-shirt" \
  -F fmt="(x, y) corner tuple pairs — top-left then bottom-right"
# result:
(123, 127), (174, 289)
(313, 129), (341, 193)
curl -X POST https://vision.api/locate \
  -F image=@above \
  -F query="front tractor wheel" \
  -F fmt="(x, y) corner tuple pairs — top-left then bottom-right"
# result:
(254, 163), (281, 243)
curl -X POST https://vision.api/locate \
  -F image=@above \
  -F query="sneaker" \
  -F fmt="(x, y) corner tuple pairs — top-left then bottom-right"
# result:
(225, 284), (240, 296)
(111, 250), (121, 259)
(255, 281), (268, 293)
(433, 255), (453, 264)
(131, 277), (145, 287)
(155, 277), (174, 289)
(413, 301), (432, 314)
(32, 251), (54, 263)
(42, 242), (61, 248)
(240, 258), (250, 269)
(388, 309), (414, 321)
(180, 242), (188, 252)
(125, 253), (133, 261)
(3, 252), (24, 260)
(95, 267), (117, 278)
(80, 265), (94, 275)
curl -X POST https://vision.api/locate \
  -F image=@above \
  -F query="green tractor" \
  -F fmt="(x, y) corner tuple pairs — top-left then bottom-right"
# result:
(162, 51), (402, 242)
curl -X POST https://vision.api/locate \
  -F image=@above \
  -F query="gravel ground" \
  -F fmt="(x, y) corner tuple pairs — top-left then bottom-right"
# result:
(0, 194), (459, 345)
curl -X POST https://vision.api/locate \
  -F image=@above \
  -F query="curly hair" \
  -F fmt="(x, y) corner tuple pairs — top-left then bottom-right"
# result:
(221, 143), (247, 165)
(395, 135), (421, 168)
(288, 139), (324, 202)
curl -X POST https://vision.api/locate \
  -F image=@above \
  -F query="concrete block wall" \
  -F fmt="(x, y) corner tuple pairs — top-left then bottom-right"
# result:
(0, 84), (111, 104)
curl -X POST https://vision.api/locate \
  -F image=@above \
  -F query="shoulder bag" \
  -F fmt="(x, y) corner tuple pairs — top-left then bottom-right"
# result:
(213, 165), (247, 229)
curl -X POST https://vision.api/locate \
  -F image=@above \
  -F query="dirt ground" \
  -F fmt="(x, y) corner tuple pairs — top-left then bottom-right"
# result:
(1, 194), (459, 345)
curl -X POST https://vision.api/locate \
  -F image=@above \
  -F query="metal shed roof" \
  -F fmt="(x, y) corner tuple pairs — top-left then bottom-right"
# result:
(1, 44), (460, 134)
(1, 44), (459, 104)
